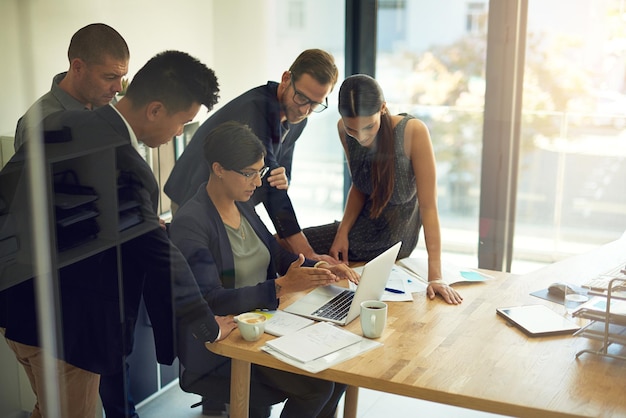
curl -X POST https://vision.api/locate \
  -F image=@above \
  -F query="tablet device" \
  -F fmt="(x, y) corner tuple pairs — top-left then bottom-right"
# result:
(496, 305), (580, 337)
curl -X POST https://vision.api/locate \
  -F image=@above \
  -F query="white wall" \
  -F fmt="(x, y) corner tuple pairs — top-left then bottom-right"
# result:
(0, 0), (290, 137)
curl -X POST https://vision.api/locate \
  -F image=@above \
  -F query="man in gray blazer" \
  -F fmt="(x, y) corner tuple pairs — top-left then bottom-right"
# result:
(12, 22), (140, 418)
(14, 23), (129, 151)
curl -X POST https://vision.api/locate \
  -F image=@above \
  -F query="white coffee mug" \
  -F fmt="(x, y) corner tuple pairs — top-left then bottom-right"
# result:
(235, 312), (266, 342)
(360, 300), (387, 338)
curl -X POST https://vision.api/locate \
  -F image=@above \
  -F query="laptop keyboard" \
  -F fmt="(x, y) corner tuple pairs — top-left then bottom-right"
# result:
(311, 289), (354, 321)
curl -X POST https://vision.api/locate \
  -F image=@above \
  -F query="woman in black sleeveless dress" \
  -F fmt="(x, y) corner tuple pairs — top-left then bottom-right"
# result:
(304, 74), (462, 304)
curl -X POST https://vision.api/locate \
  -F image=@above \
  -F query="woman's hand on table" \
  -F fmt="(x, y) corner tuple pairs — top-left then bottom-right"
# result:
(427, 280), (463, 305)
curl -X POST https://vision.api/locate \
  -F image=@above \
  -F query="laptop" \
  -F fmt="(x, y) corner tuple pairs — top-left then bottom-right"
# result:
(284, 241), (402, 326)
(496, 305), (580, 337)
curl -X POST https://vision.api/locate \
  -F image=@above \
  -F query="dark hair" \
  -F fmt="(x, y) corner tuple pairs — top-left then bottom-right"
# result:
(203, 121), (266, 172)
(289, 49), (339, 89)
(339, 74), (395, 219)
(68, 23), (129, 64)
(124, 50), (220, 114)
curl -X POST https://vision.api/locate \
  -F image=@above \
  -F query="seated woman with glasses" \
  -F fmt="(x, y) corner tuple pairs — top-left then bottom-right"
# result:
(169, 120), (359, 418)
(303, 74), (463, 305)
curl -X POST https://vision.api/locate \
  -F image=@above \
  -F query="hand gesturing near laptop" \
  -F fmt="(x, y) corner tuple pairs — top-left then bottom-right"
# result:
(274, 254), (359, 297)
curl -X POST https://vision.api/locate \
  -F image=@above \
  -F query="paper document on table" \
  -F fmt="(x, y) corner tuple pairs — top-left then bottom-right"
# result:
(352, 265), (416, 300)
(396, 257), (493, 286)
(262, 310), (314, 336)
(265, 321), (362, 363)
(262, 337), (382, 373)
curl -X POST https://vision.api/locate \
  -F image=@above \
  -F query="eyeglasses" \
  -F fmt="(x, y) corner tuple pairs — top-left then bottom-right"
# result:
(232, 166), (269, 180)
(290, 73), (328, 113)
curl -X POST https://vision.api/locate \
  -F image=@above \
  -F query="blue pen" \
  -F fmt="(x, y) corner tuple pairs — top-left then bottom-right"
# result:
(385, 287), (405, 294)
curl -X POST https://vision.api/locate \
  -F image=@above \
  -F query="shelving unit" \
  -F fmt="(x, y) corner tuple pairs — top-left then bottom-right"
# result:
(0, 133), (162, 290)
(574, 277), (626, 361)
(0, 132), (176, 409)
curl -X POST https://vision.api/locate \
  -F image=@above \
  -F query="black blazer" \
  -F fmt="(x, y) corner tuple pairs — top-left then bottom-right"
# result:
(0, 105), (219, 375)
(169, 184), (315, 373)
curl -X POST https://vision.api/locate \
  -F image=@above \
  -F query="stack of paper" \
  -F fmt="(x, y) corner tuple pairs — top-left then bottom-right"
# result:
(573, 296), (626, 325)
(266, 322), (362, 363)
(262, 321), (382, 373)
(262, 310), (314, 337)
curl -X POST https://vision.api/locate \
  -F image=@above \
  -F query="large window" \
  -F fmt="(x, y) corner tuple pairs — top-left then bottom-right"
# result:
(515, 0), (626, 269)
(376, 0), (626, 273)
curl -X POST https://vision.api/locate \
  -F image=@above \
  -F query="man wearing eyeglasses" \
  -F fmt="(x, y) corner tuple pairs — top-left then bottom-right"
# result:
(164, 49), (339, 265)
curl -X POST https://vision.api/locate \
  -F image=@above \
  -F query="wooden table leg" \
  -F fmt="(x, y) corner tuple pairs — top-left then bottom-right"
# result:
(229, 358), (251, 418)
(343, 385), (359, 418)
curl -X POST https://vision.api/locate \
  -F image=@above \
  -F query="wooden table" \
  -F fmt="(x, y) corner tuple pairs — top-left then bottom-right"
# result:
(207, 235), (626, 418)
